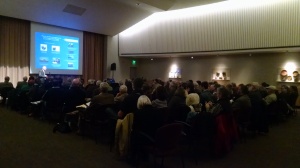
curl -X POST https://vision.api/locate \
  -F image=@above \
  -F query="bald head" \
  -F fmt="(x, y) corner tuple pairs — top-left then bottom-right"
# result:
(71, 78), (81, 87)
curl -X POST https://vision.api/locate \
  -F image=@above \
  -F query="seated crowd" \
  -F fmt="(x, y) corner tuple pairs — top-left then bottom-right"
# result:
(0, 75), (299, 163)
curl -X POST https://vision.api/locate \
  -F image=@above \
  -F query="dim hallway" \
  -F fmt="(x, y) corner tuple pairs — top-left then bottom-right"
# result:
(1, 106), (300, 168)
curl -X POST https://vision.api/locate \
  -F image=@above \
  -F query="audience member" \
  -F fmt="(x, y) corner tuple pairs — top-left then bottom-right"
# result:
(168, 87), (190, 122)
(151, 86), (167, 108)
(200, 81), (214, 112)
(90, 82), (114, 106)
(264, 86), (277, 105)
(63, 78), (86, 113)
(232, 84), (252, 123)
(114, 85), (128, 103)
(16, 76), (28, 89)
(0, 76), (14, 105)
(85, 79), (98, 98)
(118, 78), (144, 119)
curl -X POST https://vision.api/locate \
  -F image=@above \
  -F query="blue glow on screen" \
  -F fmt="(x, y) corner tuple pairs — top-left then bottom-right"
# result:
(35, 32), (79, 70)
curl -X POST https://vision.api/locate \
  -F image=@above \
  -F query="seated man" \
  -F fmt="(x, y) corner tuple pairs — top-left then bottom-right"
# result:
(232, 84), (252, 123)
(16, 76), (28, 90)
(90, 82), (114, 106)
(0, 76), (14, 105)
(118, 78), (144, 119)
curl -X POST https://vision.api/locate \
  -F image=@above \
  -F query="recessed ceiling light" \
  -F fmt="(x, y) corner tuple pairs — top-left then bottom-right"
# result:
(151, 58), (153, 61)
(191, 57), (194, 59)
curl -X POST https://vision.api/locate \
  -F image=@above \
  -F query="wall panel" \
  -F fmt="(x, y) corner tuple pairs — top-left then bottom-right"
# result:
(119, 0), (300, 56)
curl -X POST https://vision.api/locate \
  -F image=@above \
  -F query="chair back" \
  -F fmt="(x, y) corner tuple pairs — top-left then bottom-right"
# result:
(0, 86), (14, 97)
(157, 107), (170, 124)
(85, 103), (110, 121)
(155, 123), (183, 150)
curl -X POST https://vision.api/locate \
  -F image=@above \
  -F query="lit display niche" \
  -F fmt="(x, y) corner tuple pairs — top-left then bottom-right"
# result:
(212, 69), (230, 81)
(169, 64), (181, 79)
(278, 62), (300, 82)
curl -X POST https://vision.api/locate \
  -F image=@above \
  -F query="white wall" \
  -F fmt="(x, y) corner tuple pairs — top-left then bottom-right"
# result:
(131, 52), (300, 86)
(106, 35), (131, 82)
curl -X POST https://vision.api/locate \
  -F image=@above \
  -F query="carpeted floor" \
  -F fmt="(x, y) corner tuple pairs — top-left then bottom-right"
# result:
(1, 106), (300, 168)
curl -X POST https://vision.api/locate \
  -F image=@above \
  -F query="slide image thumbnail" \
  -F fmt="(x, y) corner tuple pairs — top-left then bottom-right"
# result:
(68, 55), (74, 60)
(40, 44), (47, 51)
(52, 45), (60, 52)
(39, 57), (49, 63)
(68, 43), (74, 47)
(68, 63), (73, 67)
(52, 58), (60, 64)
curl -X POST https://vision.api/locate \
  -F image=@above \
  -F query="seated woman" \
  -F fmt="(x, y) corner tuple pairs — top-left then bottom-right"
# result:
(185, 93), (201, 123)
(130, 95), (164, 161)
(168, 87), (190, 122)
(132, 95), (164, 137)
(151, 86), (168, 109)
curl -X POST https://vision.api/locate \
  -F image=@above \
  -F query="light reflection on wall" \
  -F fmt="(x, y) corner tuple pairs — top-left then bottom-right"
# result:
(120, 0), (283, 37)
(284, 62), (297, 76)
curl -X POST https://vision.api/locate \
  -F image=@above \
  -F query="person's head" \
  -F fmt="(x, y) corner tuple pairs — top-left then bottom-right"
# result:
(201, 81), (209, 89)
(71, 78), (81, 87)
(100, 82), (110, 93)
(217, 87), (230, 99)
(125, 80), (133, 93)
(23, 76), (28, 82)
(42, 66), (47, 71)
(175, 87), (186, 98)
(266, 86), (277, 94)
(88, 79), (95, 85)
(133, 77), (144, 90)
(66, 77), (73, 83)
(96, 80), (102, 86)
(119, 85), (128, 94)
(248, 82), (260, 92)
(280, 85), (289, 93)
(28, 79), (35, 86)
(4, 76), (10, 82)
(169, 81), (178, 91)
(142, 83), (152, 95)
(186, 81), (195, 93)
(155, 86), (167, 101)
(29, 76), (35, 81)
(261, 82), (269, 87)
(137, 95), (152, 109)
(186, 93), (200, 106)
(238, 84), (249, 95)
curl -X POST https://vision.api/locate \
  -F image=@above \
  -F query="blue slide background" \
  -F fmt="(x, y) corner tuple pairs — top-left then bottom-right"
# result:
(35, 32), (79, 70)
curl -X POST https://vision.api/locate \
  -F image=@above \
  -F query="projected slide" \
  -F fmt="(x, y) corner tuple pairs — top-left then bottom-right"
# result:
(35, 32), (79, 70)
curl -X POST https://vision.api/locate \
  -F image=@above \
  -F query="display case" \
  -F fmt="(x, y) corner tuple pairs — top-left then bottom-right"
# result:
(212, 68), (230, 81)
(278, 68), (300, 82)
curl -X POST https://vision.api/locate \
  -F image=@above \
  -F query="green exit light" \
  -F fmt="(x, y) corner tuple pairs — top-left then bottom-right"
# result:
(132, 60), (136, 65)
